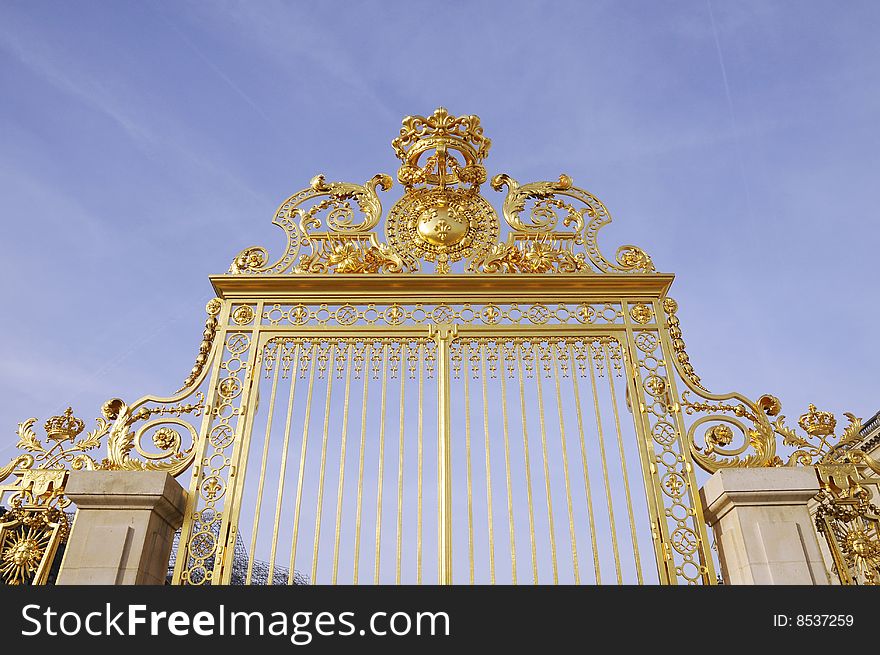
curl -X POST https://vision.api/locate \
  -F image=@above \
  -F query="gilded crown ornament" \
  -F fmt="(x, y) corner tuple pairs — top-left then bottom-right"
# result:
(391, 107), (490, 190)
(798, 403), (837, 437)
(43, 408), (84, 442)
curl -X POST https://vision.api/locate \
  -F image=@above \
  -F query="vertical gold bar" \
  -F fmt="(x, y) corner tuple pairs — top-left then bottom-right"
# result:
(534, 342), (559, 584)
(373, 342), (389, 585)
(352, 342), (371, 585)
(570, 341), (601, 584)
(516, 340), (539, 584)
(435, 326), (454, 585)
(311, 341), (337, 584)
(588, 339), (623, 584)
(331, 341), (354, 584)
(245, 340), (282, 585)
(395, 342), (406, 585)
(499, 341), (517, 584)
(463, 341), (475, 584)
(417, 341), (424, 584)
(604, 339), (644, 584)
(480, 340), (496, 584)
(551, 341), (579, 584)
(289, 341), (318, 583)
(267, 340), (301, 583)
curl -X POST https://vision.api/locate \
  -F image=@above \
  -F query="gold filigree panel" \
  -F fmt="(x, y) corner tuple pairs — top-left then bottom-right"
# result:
(256, 302), (628, 328)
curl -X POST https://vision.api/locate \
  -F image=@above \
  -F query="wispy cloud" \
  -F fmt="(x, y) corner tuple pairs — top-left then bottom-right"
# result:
(149, 4), (277, 129)
(0, 15), (269, 207)
(191, 0), (400, 122)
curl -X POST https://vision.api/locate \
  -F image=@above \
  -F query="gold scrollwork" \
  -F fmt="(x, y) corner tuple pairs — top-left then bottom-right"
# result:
(5, 409), (110, 475)
(666, 295), (868, 474)
(226, 108), (656, 277)
(1, 396), (204, 488)
(229, 173), (393, 275)
(484, 173), (655, 273)
(101, 395), (203, 476)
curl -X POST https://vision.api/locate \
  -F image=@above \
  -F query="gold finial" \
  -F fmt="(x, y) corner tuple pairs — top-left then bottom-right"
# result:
(43, 407), (85, 442)
(798, 403), (837, 437)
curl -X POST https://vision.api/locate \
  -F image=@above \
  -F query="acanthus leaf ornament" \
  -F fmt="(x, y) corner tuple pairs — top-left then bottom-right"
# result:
(100, 395), (202, 477)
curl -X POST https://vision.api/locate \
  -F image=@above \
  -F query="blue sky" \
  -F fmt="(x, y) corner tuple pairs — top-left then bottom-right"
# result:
(1, 0), (878, 460)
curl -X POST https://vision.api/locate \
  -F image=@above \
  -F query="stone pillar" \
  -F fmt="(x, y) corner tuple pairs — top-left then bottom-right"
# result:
(56, 470), (187, 585)
(700, 467), (830, 585)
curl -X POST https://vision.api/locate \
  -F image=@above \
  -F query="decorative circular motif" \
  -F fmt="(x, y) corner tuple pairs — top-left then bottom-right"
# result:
(226, 333), (250, 355)
(527, 304), (550, 325)
(662, 472), (686, 498)
(481, 305), (501, 324)
(200, 476), (225, 501)
(363, 306), (380, 323)
(385, 304), (405, 325)
(208, 425), (235, 449)
(432, 305), (455, 323)
(635, 332), (658, 353)
(336, 304), (358, 325)
(190, 530), (217, 559)
(187, 566), (208, 585)
(668, 503), (690, 522)
(290, 304), (309, 325)
(151, 427), (178, 451)
(385, 188), (499, 272)
(232, 305), (255, 325)
(644, 375), (667, 397)
(265, 304), (284, 323)
(678, 560), (703, 583)
(205, 298), (222, 316)
(630, 303), (652, 324)
(575, 303), (596, 324)
(671, 527), (698, 554)
(602, 307), (619, 322)
(219, 377), (242, 399)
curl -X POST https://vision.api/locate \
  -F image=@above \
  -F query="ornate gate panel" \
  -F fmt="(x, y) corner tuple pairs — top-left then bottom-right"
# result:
(164, 106), (721, 585)
(166, 293), (717, 585)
